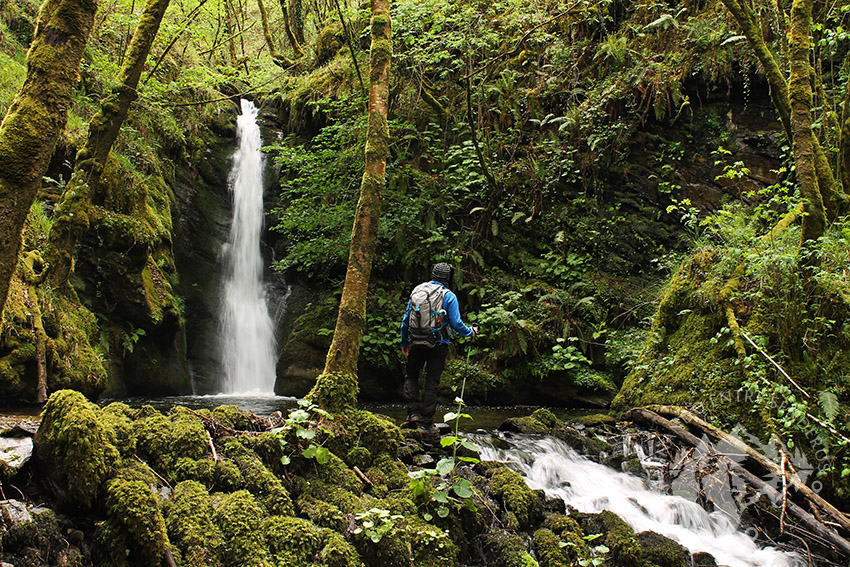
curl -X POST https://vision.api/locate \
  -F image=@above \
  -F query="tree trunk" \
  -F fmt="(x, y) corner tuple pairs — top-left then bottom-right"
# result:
(719, 0), (847, 222)
(256, 0), (278, 58)
(307, 0), (391, 412)
(45, 0), (172, 285)
(279, 0), (304, 58)
(0, 0), (97, 322)
(290, 0), (304, 47)
(789, 0), (825, 242)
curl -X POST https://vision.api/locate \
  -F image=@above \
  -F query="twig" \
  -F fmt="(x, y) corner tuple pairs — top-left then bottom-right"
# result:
(207, 430), (219, 461)
(352, 466), (373, 488)
(134, 455), (173, 491)
(741, 331), (810, 398)
(780, 448), (788, 534)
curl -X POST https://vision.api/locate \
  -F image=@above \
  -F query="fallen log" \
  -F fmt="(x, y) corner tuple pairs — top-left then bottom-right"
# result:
(648, 404), (850, 535)
(622, 407), (850, 557)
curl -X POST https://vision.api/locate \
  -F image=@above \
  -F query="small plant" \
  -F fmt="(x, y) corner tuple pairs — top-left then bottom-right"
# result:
(560, 533), (610, 566)
(409, 395), (480, 520)
(271, 399), (334, 465)
(352, 507), (404, 543)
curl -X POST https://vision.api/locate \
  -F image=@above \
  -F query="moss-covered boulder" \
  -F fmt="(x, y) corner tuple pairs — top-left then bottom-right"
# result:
(212, 490), (273, 566)
(221, 436), (294, 516)
(164, 480), (224, 567)
(486, 464), (544, 529)
(33, 390), (121, 509)
(134, 406), (209, 473)
(636, 531), (688, 567)
(481, 529), (539, 567)
(580, 510), (644, 567)
(96, 465), (170, 566)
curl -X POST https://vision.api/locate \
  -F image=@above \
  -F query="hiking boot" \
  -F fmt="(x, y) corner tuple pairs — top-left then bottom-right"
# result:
(402, 414), (420, 429)
(418, 422), (439, 434)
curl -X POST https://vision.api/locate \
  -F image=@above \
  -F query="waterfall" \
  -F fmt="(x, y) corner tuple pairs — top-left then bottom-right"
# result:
(219, 99), (277, 394)
(476, 433), (803, 567)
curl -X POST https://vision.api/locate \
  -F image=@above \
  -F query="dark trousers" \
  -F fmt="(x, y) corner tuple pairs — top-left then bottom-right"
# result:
(404, 343), (449, 424)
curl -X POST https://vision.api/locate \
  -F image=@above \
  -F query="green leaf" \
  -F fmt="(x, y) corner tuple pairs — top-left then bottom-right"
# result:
(296, 428), (316, 439)
(302, 445), (317, 459)
(423, 512), (433, 521)
(819, 390), (840, 421)
(441, 436), (458, 447)
(280, 455), (291, 465)
(452, 478), (473, 498)
(436, 458), (455, 476)
(443, 411), (459, 422)
(433, 490), (449, 503)
(315, 446), (331, 464)
(437, 506), (450, 518)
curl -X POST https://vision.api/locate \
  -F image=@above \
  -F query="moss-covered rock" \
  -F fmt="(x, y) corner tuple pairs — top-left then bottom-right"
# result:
(221, 437), (294, 516)
(298, 494), (346, 531)
(636, 531), (688, 567)
(499, 415), (550, 434)
(33, 390), (120, 509)
(212, 490), (273, 566)
(134, 407), (209, 473)
(481, 529), (539, 567)
(264, 516), (324, 565)
(487, 465), (544, 529)
(542, 514), (590, 561)
(101, 468), (169, 566)
(580, 510), (644, 567)
(316, 531), (364, 567)
(164, 480), (224, 567)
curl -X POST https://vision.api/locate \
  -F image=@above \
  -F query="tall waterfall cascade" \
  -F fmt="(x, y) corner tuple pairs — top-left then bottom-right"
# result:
(476, 433), (803, 567)
(219, 99), (277, 394)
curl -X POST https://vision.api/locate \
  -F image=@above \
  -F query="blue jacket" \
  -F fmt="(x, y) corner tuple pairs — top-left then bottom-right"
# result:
(400, 281), (474, 346)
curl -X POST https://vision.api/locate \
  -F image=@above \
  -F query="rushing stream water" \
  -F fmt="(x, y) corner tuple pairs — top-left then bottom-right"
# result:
(219, 99), (277, 394)
(475, 432), (803, 567)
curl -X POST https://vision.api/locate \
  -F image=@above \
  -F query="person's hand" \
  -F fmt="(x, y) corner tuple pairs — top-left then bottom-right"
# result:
(402, 345), (410, 357)
(471, 324), (479, 339)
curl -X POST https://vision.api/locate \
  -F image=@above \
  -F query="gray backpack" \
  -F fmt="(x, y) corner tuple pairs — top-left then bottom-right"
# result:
(408, 282), (449, 347)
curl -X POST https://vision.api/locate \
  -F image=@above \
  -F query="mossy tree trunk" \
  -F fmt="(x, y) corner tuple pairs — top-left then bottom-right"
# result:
(720, 0), (848, 223)
(307, 0), (391, 412)
(279, 0), (304, 59)
(0, 0), (97, 322)
(789, 0), (825, 243)
(45, 0), (172, 285)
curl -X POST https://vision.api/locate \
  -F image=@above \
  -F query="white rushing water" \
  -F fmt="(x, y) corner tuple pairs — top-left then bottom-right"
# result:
(219, 99), (277, 394)
(476, 433), (803, 567)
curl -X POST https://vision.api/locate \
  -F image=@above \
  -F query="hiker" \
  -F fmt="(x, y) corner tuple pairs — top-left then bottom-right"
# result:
(400, 262), (477, 432)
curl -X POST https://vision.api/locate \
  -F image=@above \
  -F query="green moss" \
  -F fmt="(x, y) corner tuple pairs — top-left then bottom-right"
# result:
(173, 456), (243, 491)
(488, 465), (543, 529)
(264, 516), (324, 565)
(636, 531), (688, 567)
(542, 515), (589, 562)
(134, 407), (208, 473)
(298, 494), (346, 531)
(103, 472), (169, 565)
(221, 437), (294, 516)
(211, 404), (254, 430)
(308, 371), (359, 412)
(346, 445), (371, 469)
(533, 528), (572, 567)
(581, 510), (644, 567)
(530, 408), (560, 428)
(163, 481), (224, 567)
(212, 490), (273, 566)
(316, 531), (363, 567)
(33, 390), (120, 509)
(500, 415), (549, 434)
(482, 529), (539, 567)
(316, 22), (344, 65)
(336, 409), (403, 458)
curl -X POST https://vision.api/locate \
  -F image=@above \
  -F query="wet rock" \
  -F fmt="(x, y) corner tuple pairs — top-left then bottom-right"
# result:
(0, 499), (32, 524)
(414, 454), (435, 467)
(0, 435), (33, 474)
(637, 530), (688, 567)
(692, 551), (718, 566)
